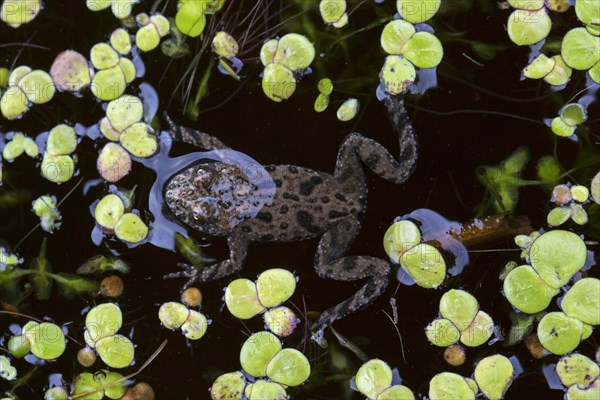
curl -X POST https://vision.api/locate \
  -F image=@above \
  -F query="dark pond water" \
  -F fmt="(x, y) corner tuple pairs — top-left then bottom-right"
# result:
(1, 1), (599, 399)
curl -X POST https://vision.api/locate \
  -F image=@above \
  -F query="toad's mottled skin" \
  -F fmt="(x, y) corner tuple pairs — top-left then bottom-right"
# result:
(164, 96), (418, 332)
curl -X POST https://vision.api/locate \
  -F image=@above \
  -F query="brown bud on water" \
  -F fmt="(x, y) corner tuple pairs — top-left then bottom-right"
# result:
(525, 333), (547, 359)
(120, 382), (155, 400)
(444, 344), (466, 366)
(551, 184), (572, 205)
(101, 275), (124, 298)
(77, 347), (96, 367)
(181, 287), (202, 307)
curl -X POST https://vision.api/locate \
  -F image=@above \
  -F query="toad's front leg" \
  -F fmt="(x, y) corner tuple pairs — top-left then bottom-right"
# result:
(311, 217), (391, 333)
(164, 234), (249, 289)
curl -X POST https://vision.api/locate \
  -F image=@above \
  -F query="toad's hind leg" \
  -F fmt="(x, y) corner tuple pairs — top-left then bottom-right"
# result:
(311, 217), (391, 332)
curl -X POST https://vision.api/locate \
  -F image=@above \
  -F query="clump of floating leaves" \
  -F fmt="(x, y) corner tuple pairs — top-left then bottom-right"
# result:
(547, 183), (590, 226)
(83, 302), (135, 368)
(210, 331), (311, 399)
(225, 268), (298, 337)
(425, 289), (495, 348)
(353, 359), (415, 399)
(0, 0), (42, 28)
(41, 124), (78, 183)
(555, 353), (600, 399)
(0, 66), (55, 119)
(383, 219), (446, 288)
(158, 301), (208, 340)
(94, 191), (149, 243)
(319, 0), (348, 28)
(428, 354), (515, 400)
(260, 33), (315, 102)
(379, 2), (443, 96)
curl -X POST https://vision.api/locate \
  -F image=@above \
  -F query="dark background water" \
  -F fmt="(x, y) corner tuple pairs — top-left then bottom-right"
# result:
(1, 1), (599, 399)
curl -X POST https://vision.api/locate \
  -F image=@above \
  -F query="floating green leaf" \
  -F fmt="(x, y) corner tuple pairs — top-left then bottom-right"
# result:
(262, 63), (296, 102)
(176, 1), (206, 37)
(84, 303), (123, 347)
(561, 278), (600, 325)
(401, 32), (444, 69)
(429, 372), (475, 400)
(181, 310), (208, 340)
(355, 359), (393, 399)
(210, 372), (246, 400)
(158, 302), (190, 330)
(460, 310), (494, 347)
(23, 322), (66, 360)
(397, 0), (441, 23)
(537, 311), (584, 355)
(380, 19), (416, 55)
(529, 230), (587, 288)
(439, 289), (478, 330)
(378, 385), (415, 400)
(114, 212), (148, 243)
(561, 28), (600, 70)
(240, 332), (282, 378)
(225, 278), (265, 319)
(383, 220), (421, 264)
(337, 98), (360, 121)
(256, 268), (296, 308)
(0, 355), (17, 381)
(503, 265), (558, 313)
(473, 355), (514, 400)
(507, 9), (552, 46)
(266, 348), (311, 387)
(380, 55), (416, 96)
(425, 318), (460, 347)
(556, 353), (599, 388)
(95, 194), (125, 230)
(95, 334), (134, 368)
(400, 243), (446, 288)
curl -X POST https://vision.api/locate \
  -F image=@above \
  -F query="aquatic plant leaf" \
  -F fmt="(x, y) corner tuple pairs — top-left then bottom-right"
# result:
(110, 28), (132, 55)
(266, 348), (311, 387)
(503, 265), (558, 313)
(91, 65), (127, 101)
(505, 310), (536, 346)
(0, 86), (30, 120)
(47, 124), (77, 156)
(240, 331), (282, 378)
(460, 310), (494, 347)
(508, 0), (545, 9)
(561, 28), (600, 70)
(561, 278), (600, 325)
(383, 220), (421, 263)
(114, 212), (148, 243)
(91, 43), (120, 70)
(225, 279), (265, 319)
(401, 32), (444, 69)
(556, 353), (599, 388)
(439, 289), (479, 330)
(591, 171), (600, 205)
(119, 122), (158, 158)
(547, 207), (571, 226)
(425, 318), (460, 347)
(95, 194), (125, 230)
(428, 372), (475, 400)
(575, 0), (600, 27)
(8, 335), (30, 358)
(18, 70), (55, 104)
(314, 93), (329, 112)
(571, 185), (589, 202)
(400, 243), (446, 288)
(84, 303), (123, 347)
(380, 55), (416, 96)
(158, 302), (190, 330)
(473, 354), (514, 400)
(72, 372), (103, 400)
(560, 103), (588, 126)
(507, 9), (551, 46)
(378, 385), (415, 400)
(397, 0), (441, 23)
(95, 334), (134, 368)
(175, 232), (204, 268)
(537, 311), (583, 355)
(0, 0), (42, 27)
(319, 0), (346, 24)
(523, 54), (555, 79)
(589, 61), (600, 84)
(51, 273), (101, 298)
(256, 268), (296, 308)
(176, 2), (206, 38)
(380, 19), (416, 55)
(355, 359), (393, 399)
(24, 322), (66, 360)
(106, 94), (143, 132)
(567, 378), (600, 399)
(97, 143), (132, 182)
(212, 31), (239, 58)
(245, 380), (287, 399)
(99, 371), (127, 399)
(211, 372), (246, 400)
(0, 355), (17, 381)
(529, 230), (587, 288)
(536, 155), (562, 187)
(545, 56), (572, 86)
(264, 306), (297, 337)
(180, 310), (208, 340)
(31, 238), (51, 299)
(337, 98), (360, 121)
(551, 116), (576, 137)
(50, 50), (93, 92)
(570, 204), (588, 225)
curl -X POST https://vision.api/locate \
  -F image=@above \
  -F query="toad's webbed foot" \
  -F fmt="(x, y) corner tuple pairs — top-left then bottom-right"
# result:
(311, 217), (391, 333)
(164, 234), (249, 289)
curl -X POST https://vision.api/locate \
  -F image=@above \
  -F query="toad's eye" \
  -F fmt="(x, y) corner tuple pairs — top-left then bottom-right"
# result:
(191, 201), (215, 222)
(194, 168), (216, 188)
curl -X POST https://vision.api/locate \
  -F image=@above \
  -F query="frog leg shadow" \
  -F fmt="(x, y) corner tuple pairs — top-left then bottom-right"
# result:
(311, 217), (391, 333)
(164, 234), (249, 289)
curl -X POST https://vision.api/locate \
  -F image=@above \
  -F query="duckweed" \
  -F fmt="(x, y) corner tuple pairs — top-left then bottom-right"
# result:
(473, 354), (514, 400)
